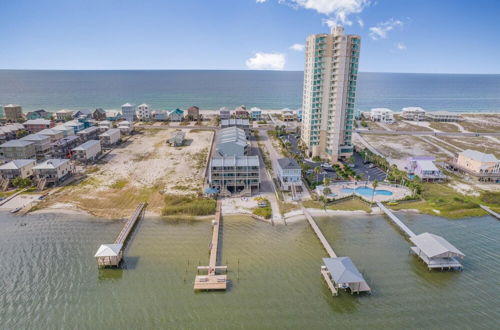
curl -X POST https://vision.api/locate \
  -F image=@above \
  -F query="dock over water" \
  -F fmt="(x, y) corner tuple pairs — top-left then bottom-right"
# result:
(95, 202), (148, 267)
(376, 202), (464, 270)
(302, 208), (371, 296)
(480, 205), (500, 219)
(194, 200), (228, 290)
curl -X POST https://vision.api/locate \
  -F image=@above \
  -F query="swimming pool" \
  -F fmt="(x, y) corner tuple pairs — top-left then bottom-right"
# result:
(341, 186), (393, 197)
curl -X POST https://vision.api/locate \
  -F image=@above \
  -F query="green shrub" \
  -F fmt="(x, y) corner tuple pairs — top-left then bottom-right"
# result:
(12, 177), (32, 188)
(253, 206), (272, 219)
(162, 194), (216, 216)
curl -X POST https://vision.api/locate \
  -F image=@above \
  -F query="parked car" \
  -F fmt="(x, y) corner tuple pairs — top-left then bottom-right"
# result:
(368, 163), (376, 168)
(348, 164), (356, 168)
(258, 201), (268, 208)
(321, 163), (332, 169)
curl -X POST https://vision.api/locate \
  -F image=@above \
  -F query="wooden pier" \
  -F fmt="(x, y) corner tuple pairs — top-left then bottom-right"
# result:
(376, 202), (416, 238)
(194, 200), (228, 290)
(302, 208), (337, 258)
(94, 202), (148, 267)
(480, 205), (500, 220)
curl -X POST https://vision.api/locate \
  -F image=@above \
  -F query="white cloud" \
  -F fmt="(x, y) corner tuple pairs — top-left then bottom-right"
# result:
(356, 17), (364, 28)
(290, 43), (305, 51)
(396, 42), (406, 50)
(281, 0), (370, 25)
(369, 19), (403, 40)
(246, 52), (285, 70)
(256, 0), (267, 3)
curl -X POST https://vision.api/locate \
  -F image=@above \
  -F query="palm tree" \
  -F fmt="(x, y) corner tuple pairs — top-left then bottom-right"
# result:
(323, 177), (331, 187)
(371, 179), (379, 205)
(323, 187), (332, 198)
(314, 166), (322, 183)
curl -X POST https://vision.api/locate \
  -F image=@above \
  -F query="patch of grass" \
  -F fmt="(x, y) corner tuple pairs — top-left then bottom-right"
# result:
(193, 147), (208, 171)
(328, 198), (372, 212)
(429, 122), (460, 132)
(171, 185), (193, 191)
(110, 179), (128, 189)
(277, 200), (300, 215)
(161, 194), (216, 216)
(480, 191), (500, 206)
(253, 206), (272, 219)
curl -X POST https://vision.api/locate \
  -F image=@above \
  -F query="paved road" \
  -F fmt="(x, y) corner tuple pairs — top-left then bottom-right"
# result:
(356, 129), (500, 137)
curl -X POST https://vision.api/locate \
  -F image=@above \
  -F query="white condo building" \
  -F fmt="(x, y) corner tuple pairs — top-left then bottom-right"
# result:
(121, 103), (136, 123)
(370, 108), (394, 123)
(136, 103), (151, 121)
(301, 26), (361, 161)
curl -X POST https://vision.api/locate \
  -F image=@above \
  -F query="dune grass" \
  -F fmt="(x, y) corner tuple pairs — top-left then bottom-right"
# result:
(161, 194), (216, 216)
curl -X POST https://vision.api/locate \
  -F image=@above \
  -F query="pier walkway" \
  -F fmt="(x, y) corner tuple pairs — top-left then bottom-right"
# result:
(480, 205), (500, 220)
(95, 202), (147, 267)
(194, 200), (228, 290)
(376, 202), (416, 238)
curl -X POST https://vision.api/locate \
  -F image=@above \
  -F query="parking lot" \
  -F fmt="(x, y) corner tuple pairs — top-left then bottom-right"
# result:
(351, 152), (387, 181)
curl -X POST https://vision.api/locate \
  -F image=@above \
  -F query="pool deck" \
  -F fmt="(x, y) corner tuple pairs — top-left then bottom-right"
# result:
(318, 182), (411, 203)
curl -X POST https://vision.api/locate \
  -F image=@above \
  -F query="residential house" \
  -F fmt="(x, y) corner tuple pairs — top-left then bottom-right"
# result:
(168, 109), (184, 122)
(33, 159), (73, 187)
(426, 111), (462, 122)
(401, 107), (426, 121)
(121, 103), (136, 123)
(38, 128), (64, 143)
(73, 109), (92, 120)
(406, 156), (446, 182)
(20, 134), (52, 159)
(187, 106), (200, 121)
(152, 110), (169, 121)
(99, 128), (121, 147)
(0, 140), (36, 160)
(296, 109), (303, 121)
(168, 131), (185, 147)
(72, 140), (102, 163)
(0, 124), (25, 142)
(105, 110), (122, 121)
(24, 119), (54, 133)
(282, 111), (296, 122)
(277, 158), (302, 191)
(208, 156), (260, 196)
(215, 127), (248, 157)
(220, 119), (250, 135)
(63, 120), (84, 133)
(55, 109), (74, 121)
(136, 104), (151, 121)
(370, 108), (394, 124)
(250, 107), (262, 121)
(0, 159), (36, 189)
(53, 124), (75, 137)
(52, 135), (81, 158)
(3, 104), (24, 122)
(446, 149), (500, 183)
(92, 108), (107, 121)
(77, 126), (100, 142)
(219, 108), (231, 120)
(98, 120), (112, 132)
(234, 105), (249, 119)
(26, 109), (51, 120)
(118, 121), (133, 135)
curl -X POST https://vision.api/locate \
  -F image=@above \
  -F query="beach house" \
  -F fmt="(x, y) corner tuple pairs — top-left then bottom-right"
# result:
(73, 109), (92, 120)
(63, 120), (84, 133)
(168, 131), (185, 147)
(38, 128), (64, 143)
(52, 135), (81, 158)
(53, 124), (75, 137)
(105, 110), (122, 121)
(234, 106), (249, 119)
(92, 108), (107, 121)
(118, 121), (133, 135)
(220, 119), (250, 135)
(136, 104), (151, 121)
(401, 107), (426, 121)
(99, 128), (121, 147)
(0, 159), (36, 190)
(406, 156), (446, 182)
(20, 134), (52, 159)
(77, 126), (100, 142)
(282, 110), (296, 122)
(72, 140), (102, 163)
(24, 119), (54, 133)
(250, 108), (262, 121)
(3, 104), (24, 122)
(208, 156), (260, 196)
(0, 140), (36, 160)
(446, 149), (500, 183)
(168, 109), (184, 122)
(296, 109), (303, 121)
(187, 106), (200, 121)
(215, 127), (249, 157)
(26, 109), (51, 120)
(55, 109), (74, 121)
(121, 103), (136, 123)
(0, 124), (25, 142)
(277, 158), (302, 191)
(219, 108), (231, 120)
(370, 108), (394, 123)
(33, 159), (73, 188)
(425, 111), (462, 122)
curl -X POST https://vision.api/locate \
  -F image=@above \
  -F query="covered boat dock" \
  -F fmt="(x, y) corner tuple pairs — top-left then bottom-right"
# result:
(322, 257), (371, 295)
(410, 233), (465, 270)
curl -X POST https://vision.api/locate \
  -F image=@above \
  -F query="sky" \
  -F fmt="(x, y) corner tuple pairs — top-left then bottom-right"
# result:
(0, 0), (499, 73)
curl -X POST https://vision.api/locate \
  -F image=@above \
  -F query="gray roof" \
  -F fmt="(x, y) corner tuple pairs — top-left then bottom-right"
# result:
(21, 134), (50, 142)
(99, 128), (120, 137)
(33, 159), (69, 170)
(77, 126), (99, 134)
(0, 159), (35, 170)
(53, 135), (80, 146)
(38, 128), (63, 136)
(460, 149), (499, 163)
(25, 119), (51, 125)
(278, 158), (300, 170)
(211, 156), (259, 167)
(0, 140), (33, 148)
(95, 244), (123, 257)
(410, 233), (464, 259)
(323, 257), (365, 284)
(72, 140), (101, 151)
(217, 127), (247, 147)
(221, 119), (250, 127)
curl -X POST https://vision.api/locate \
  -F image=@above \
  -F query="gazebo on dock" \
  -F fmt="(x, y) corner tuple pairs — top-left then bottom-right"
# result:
(410, 233), (465, 270)
(95, 244), (123, 267)
(322, 257), (371, 295)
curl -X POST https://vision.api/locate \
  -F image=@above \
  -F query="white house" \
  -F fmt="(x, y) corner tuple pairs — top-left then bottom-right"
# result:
(277, 158), (301, 191)
(121, 103), (136, 123)
(99, 128), (121, 147)
(168, 109), (184, 122)
(33, 159), (73, 187)
(118, 121), (133, 135)
(370, 108), (394, 123)
(72, 140), (102, 163)
(136, 104), (151, 121)
(0, 159), (36, 187)
(401, 107), (426, 121)
(425, 111), (462, 122)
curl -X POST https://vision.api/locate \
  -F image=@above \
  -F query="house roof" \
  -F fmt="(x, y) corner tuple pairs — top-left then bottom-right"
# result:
(217, 127), (247, 147)
(417, 160), (439, 172)
(21, 134), (50, 142)
(72, 140), (101, 151)
(170, 108), (184, 115)
(122, 103), (134, 107)
(25, 119), (51, 125)
(94, 244), (123, 257)
(410, 232), (464, 259)
(323, 257), (366, 284)
(56, 109), (74, 114)
(427, 111), (460, 116)
(211, 156), (259, 167)
(99, 128), (120, 137)
(221, 119), (250, 126)
(0, 140), (33, 148)
(53, 135), (80, 146)
(0, 159), (35, 170)
(4, 104), (21, 108)
(370, 108), (393, 114)
(33, 159), (69, 169)
(402, 107), (425, 113)
(38, 128), (63, 136)
(460, 149), (499, 163)
(278, 158), (300, 170)
(77, 126), (99, 134)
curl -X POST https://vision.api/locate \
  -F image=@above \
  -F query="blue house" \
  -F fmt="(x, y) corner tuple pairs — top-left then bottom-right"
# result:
(168, 108), (184, 122)
(250, 108), (262, 121)
(296, 109), (302, 121)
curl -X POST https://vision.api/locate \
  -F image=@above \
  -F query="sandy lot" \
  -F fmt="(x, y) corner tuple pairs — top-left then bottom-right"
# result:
(46, 128), (213, 218)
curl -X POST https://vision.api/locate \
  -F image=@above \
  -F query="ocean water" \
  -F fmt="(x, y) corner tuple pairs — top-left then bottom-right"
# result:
(0, 211), (498, 329)
(1, 70), (500, 113)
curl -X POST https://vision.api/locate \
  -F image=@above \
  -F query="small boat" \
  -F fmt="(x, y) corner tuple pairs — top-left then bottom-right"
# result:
(10, 207), (22, 213)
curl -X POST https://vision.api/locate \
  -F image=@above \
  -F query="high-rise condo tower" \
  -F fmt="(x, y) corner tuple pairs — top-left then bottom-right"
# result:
(301, 26), (361, 162)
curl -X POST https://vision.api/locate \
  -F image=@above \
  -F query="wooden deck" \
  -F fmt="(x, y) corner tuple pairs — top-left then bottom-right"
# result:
(377, 202), (416, 238)
(480, 205), (500, 220)
(194, 200), (228, 290)
(321, 268), (338, 296)
(302, 208), (337, 258)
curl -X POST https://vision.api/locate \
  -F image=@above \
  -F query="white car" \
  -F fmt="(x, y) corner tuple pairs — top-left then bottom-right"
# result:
(321, 163), (332, 169)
